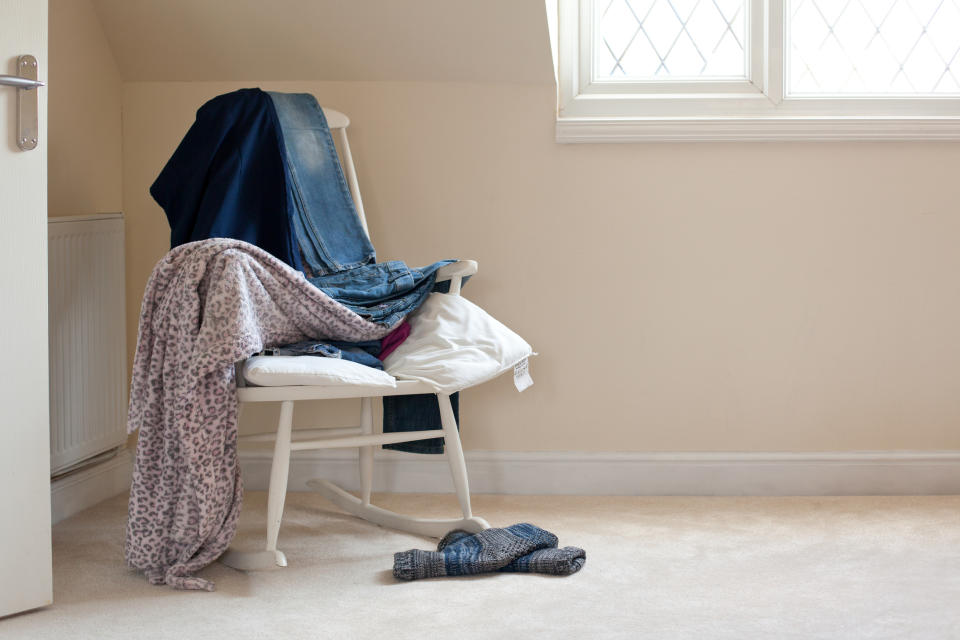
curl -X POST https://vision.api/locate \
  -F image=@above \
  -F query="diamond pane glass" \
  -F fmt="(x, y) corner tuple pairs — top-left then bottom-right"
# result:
(594, 0), (748, 80)
(788, 0), (960, 95)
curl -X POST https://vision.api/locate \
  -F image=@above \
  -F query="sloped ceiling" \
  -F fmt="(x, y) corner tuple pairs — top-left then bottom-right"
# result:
(91, 0), (554, 84)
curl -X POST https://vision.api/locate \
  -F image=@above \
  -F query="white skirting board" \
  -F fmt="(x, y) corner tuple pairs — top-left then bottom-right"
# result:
(51, 448), (956, 523)
(51, 448), (133, 525)
(239, 449), (960, 496)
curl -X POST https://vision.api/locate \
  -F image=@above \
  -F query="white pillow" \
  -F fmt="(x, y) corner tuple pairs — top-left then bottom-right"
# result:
(242, 355), (397, 388)
(383, 293), (533, 393)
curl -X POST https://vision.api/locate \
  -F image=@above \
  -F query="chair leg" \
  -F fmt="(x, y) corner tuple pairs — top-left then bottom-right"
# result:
(437, 392), (472, 519)
(219, 399), (293, 571)
(265, 399), (294, 564)
(358, 397), (374, 506)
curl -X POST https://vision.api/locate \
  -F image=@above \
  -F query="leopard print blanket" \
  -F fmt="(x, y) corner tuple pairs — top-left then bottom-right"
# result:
(125, 239), (391, 590)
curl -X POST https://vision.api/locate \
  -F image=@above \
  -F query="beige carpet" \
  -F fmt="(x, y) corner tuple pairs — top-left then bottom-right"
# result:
(3, 493), (960, 639)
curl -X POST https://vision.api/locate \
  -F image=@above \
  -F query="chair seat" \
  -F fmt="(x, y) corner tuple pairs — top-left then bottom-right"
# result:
(244, 292), (533, 393)
(242, 355), (397, 388)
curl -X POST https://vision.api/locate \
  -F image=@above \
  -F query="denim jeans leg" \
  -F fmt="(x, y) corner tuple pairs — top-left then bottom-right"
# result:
(268, 91), (376, 274)
(382, 393), (459, 454)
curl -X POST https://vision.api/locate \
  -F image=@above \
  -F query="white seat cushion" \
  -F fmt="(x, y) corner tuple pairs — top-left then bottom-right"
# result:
(383, 293), (533, 393)
(242, 355), (397, 388)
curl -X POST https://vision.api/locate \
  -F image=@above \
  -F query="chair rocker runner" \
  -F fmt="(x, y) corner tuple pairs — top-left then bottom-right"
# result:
(219, 108), (489, 571)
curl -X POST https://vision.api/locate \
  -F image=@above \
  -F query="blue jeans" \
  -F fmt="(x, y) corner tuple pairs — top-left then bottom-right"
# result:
(268, 92), (375, 275)
(268, 91), (463, 453)
(260, 340), (384, 370)
(270, 91), (454, 328)
(382, 393), (459, 454)
(309, 260), (453, 328)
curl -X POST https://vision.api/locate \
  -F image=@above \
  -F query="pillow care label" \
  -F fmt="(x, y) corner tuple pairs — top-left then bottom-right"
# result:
(513, 357), (533, 392)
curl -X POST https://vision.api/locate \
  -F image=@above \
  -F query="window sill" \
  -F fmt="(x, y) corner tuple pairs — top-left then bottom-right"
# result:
(555, 117), (960, 143)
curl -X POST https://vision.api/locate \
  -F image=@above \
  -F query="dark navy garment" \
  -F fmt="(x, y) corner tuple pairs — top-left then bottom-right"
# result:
(150, 88), (303, 271)
(382, 393), (459, 454)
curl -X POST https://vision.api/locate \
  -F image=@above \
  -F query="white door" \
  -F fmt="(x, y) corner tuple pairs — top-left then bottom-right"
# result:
(0, 0), (52, 618)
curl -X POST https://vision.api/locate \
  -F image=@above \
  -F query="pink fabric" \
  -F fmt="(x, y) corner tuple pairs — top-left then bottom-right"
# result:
(379, 320), (411, 360)
(125, 239), (391, 591)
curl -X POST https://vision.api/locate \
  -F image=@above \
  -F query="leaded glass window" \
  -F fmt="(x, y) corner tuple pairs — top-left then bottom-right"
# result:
(595, 0), (748, 79)
(788, 0), (960, 95)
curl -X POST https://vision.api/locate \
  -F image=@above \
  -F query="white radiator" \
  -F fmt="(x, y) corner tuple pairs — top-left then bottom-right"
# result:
(48, 214), (127, 475)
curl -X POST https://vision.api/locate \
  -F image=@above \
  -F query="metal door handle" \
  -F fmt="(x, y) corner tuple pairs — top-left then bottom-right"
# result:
(0, 75), (44, 89)
(1, 55), (43, 151)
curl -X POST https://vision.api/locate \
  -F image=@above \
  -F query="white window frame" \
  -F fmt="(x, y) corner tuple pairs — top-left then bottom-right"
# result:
(556, 0), (960, 142)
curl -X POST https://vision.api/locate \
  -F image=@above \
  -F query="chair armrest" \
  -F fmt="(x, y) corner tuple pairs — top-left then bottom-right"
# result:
(435, 260), (478, 282)
(435, 260), (477, 296)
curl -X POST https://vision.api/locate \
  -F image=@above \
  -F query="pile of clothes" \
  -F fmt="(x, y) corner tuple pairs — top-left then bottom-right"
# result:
(150, 88), (461, 451)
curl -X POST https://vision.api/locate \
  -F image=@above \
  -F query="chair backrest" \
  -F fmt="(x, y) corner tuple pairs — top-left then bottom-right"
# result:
(320, 107), (370, 240)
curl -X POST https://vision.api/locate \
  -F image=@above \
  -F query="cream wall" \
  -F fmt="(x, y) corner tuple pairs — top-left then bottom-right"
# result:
(48, 0), (122, 217)
(122, 80), (960, 453)
(91, 0), (551, 84)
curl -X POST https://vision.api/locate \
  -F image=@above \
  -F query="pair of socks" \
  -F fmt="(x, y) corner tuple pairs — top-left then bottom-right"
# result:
(393, 523), (586, 581)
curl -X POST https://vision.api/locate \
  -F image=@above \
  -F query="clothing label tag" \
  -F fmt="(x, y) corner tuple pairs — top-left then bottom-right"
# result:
(514, 357), (533, 392)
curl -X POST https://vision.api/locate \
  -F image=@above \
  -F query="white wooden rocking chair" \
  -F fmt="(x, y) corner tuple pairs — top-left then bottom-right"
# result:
(219, 108), (490, 571)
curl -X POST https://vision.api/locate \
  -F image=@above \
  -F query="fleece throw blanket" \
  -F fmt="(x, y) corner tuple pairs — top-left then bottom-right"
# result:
(125, 239), (392, 591)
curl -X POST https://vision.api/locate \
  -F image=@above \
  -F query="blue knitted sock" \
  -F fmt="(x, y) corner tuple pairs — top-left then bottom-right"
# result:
(440, 529), (586, 576)
(393, 523), (558, 581)
(499, 546), (586, 575)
